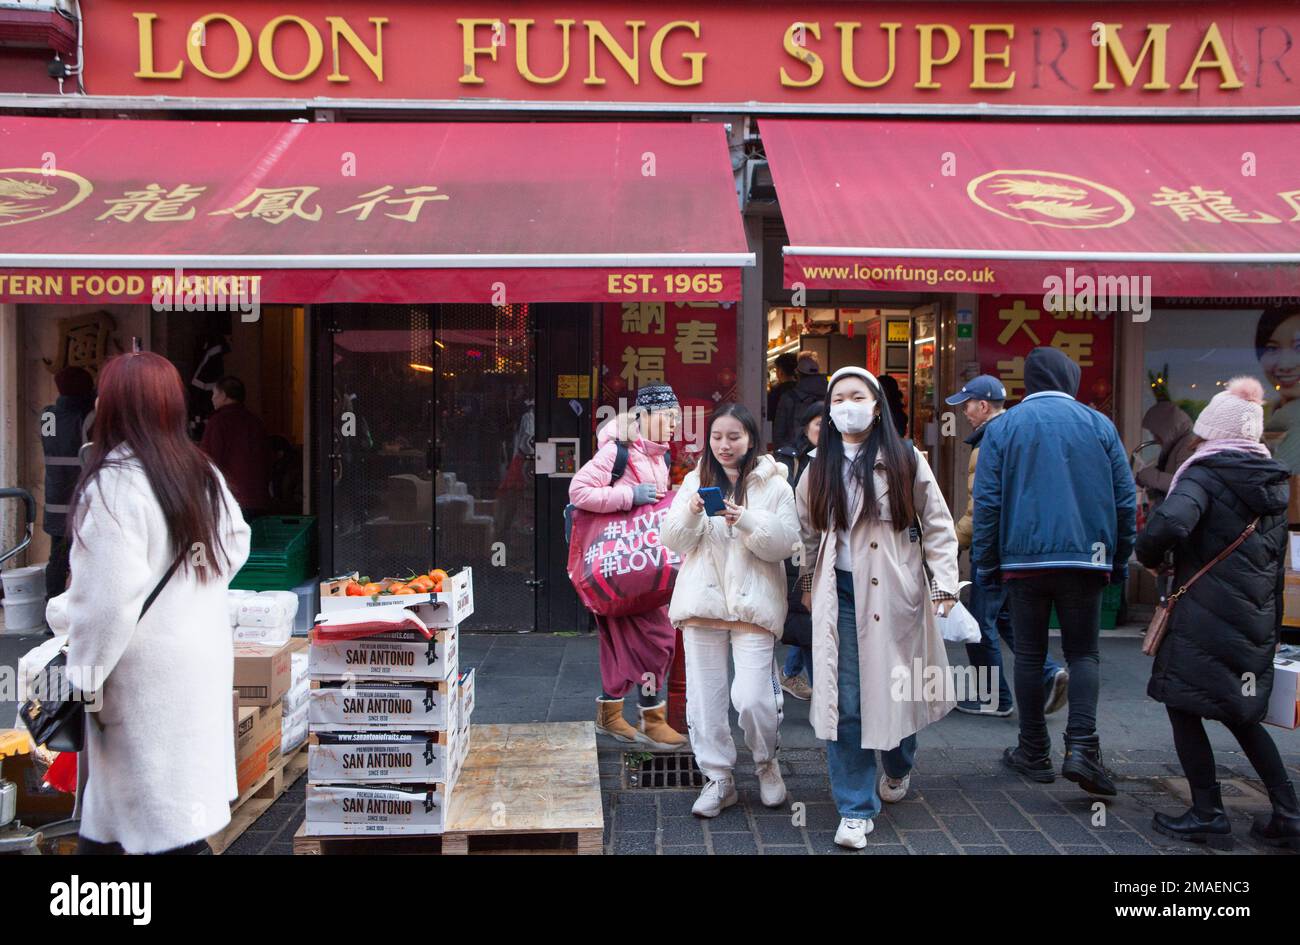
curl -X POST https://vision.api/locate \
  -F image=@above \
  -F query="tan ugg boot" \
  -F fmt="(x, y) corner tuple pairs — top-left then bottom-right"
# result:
(637, 702), (688, 750)
(596, 698), (640, 742)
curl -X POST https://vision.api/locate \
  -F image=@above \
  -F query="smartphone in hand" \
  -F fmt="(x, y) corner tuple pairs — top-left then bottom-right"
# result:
(697, 486), (727, 516)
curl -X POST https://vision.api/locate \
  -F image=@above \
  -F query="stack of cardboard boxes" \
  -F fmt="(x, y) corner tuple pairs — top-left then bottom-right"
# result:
(232, 637), (307, 797)
(303, 568), (476, 835)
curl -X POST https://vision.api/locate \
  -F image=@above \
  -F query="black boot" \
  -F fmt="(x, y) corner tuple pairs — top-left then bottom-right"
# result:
(1251, 781), (1300, 851)
(1002, 745), (1054, 783)
(1061, 734), (1117, 796)
(1153, 784), (1233, 850)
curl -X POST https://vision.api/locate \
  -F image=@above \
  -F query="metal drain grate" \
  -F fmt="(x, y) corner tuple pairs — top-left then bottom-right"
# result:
(624, 752), (704, 789)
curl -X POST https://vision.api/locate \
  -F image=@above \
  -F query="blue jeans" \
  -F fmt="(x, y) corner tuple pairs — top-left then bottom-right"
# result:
(965, 571), (1063, 709)
(782, 645), (813, 683)
(826, 569), (916, 820)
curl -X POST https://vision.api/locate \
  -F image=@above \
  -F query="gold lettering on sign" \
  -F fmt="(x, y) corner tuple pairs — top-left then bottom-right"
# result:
(915, 24), (960, 89)
(513, 18), (575, 85)
(259, 15), (323, 82)
(458, 17), (499, 85)
(836, 22), (899, 89)
(188, 13), (253, 80)
(325, 17), (386, 83)
(970, 24), (1015, 90)
(1094, 24), (1172, 90)
(134, 12), (183, 79)
(584, 20), (644, 86)
(649, 21), (704, 87)
(781, 22), (823, 88)
(1178, 22), (1243, 90)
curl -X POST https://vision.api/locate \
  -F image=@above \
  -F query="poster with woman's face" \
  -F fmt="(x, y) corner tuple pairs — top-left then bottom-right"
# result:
(1143, 305), (1300, 475)
(1256, 308), (1300, 474)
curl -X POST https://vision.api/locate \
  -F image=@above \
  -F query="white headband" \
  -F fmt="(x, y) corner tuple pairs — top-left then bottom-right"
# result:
(828, 366), (880, 390)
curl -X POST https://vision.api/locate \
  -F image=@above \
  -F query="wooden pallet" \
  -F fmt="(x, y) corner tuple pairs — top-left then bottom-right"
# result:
(293, 722), (603, 855)
(210, 743), (307, 855)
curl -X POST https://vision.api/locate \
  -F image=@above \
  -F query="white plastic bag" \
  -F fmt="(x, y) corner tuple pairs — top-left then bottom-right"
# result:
(936, 599), (981, 644)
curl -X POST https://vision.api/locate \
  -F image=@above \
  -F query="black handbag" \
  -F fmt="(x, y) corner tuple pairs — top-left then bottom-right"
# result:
(19, 554), (183, 753)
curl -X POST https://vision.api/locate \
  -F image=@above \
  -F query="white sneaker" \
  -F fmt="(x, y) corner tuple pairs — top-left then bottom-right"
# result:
(834, 817), (873, 849)
(879, 773), (910, 804)
(756, 760), (787, 808)
(691, 777), (738, 818)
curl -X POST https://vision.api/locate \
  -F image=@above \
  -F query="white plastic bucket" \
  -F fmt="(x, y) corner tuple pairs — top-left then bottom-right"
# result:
(3, 595), (46, 631)
(1, 564), (45, 600)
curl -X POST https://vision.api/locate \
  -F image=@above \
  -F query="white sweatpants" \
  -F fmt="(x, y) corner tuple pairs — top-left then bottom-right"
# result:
(682, 626), (784, 782)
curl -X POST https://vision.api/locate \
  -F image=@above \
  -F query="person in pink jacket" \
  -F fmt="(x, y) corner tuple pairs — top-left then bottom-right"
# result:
(569, 384), (687, 750)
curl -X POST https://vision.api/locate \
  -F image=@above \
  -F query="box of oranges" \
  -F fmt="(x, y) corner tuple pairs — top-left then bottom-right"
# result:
(319, 566), (474, 629)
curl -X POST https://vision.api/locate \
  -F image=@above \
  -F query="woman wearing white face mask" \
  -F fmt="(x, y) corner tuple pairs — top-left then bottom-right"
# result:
(795, 367), (960, 849)
(662, 404), (801, 818)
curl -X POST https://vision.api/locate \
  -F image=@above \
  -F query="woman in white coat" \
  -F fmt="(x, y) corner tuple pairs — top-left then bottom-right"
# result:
(796, 367), (960, 849)
(662, 404), (801, 818)
(64, 352), (250, 854)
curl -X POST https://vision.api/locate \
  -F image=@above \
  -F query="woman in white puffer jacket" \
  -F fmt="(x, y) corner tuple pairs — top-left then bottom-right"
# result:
(662, 403), (801, 819)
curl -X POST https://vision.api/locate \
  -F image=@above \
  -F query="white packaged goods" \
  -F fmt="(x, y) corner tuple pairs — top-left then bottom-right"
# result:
(1266, 657), (1300, 729)
(283, 676), (311, 715)
(282, 704), (309, 755)
(237, 591), (299, 629)
(234, 623), (293, 646)
(308, 731), (457, 783)
(304, 783), (447, 835)
(308, 626), (457, 683)
(309, 679), (458, 732)
(457, 668), (475, 731)
(227, 589), (255, 627)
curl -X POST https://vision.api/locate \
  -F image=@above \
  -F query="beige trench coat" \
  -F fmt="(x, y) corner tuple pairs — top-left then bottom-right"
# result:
(795, 447), (959, 750)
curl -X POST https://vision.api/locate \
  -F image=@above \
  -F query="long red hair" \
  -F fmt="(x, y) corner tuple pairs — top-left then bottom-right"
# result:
(71, 352), (231, 581)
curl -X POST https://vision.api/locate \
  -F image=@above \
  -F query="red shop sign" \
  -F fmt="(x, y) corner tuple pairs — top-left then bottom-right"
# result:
(978, 295), (1116, 415)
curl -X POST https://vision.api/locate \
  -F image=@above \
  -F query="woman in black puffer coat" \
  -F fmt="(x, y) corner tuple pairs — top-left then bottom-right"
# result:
(1136, 377), (1298, 851)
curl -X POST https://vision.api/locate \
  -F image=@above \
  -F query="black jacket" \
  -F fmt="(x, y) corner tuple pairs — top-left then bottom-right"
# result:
(774, 373), (826, 450)
(40, 394), (94, 537)
(1135, 451), (1290, 725)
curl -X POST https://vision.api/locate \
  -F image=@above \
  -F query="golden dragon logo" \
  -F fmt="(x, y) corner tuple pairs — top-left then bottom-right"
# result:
(0, 169), (93, 227)
(968, 170), (1135, 229)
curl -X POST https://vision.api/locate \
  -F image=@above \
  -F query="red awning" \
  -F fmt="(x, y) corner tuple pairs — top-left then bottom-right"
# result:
(0, 117), (750, 304)
(762, 119), (1300, 298)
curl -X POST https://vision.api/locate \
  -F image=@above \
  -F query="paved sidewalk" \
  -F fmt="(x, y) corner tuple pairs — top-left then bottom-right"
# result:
(6, 627), (1300, 854)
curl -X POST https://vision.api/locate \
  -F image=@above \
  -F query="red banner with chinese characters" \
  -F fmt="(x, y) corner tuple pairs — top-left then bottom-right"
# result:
(768, 119), (1300, 297)
(978, 295), (1116, 415)
(600, 301), (738, 484)
(0, 116), (748, 303)
(79, 1), (1300, 110)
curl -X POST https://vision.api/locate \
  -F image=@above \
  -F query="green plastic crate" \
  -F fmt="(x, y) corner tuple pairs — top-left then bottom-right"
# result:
(1048, 583), (1122, 631)
(231, 515), (317, 592)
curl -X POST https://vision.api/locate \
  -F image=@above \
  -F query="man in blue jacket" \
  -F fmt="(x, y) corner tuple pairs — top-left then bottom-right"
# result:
(973, 346), (1136, 796)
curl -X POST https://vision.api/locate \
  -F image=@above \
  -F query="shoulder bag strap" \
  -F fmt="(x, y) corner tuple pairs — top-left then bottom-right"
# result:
(1166, 517), (1260, 606)
(139, 551), (185, 620)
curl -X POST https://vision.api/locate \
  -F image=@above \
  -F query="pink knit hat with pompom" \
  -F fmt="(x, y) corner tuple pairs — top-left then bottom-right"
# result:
(1192, 377), (1266, 442)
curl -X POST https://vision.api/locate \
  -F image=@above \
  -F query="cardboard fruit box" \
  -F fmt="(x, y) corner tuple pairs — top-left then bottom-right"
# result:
(318, 566), (473, 628)
(308, 729), (462, 784)
(309, 624), (458, 684)
(308, 678), (459, 732)
(304, 782), (448, 835)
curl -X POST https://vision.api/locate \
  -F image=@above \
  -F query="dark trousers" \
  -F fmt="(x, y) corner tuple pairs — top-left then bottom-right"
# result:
(1006, 571), (1105, 757)
(45, 534), (70, 598)
(1166, 706), (1290, 791)
(77, 836), (212, 856)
